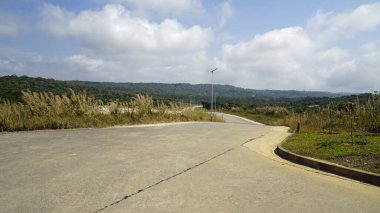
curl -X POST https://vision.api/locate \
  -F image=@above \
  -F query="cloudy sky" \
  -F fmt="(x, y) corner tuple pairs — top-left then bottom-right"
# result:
(1, 0), (380, 92)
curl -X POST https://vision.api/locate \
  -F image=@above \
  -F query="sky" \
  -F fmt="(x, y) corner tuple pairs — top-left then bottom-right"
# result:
(1, 0), (380, 92)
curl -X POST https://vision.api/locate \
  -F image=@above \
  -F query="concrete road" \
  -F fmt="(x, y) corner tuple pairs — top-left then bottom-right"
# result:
(0, 114), (379, 213)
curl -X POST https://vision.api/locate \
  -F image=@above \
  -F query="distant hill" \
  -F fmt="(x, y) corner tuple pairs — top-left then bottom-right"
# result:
(68, 80), (346, 99)
(0, 75), (75, 102)
(0, 75), (354, 107)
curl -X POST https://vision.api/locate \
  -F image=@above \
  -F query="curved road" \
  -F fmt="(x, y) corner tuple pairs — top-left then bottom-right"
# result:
(0, 114), (379, 212)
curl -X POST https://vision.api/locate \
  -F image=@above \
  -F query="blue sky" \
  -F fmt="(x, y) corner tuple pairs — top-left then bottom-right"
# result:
(1, 0), (380, 92)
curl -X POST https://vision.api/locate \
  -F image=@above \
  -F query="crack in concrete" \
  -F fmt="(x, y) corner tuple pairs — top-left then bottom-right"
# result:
(92, 135), (264, 213)
(241, 135), (264, 146)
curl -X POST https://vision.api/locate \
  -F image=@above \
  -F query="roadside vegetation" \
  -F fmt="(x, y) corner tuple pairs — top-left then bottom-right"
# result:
(224, 92), (380, 174)
(0, 90), (220, 132)
(1, 75), (378, 173)
(283, 132), (380, 174)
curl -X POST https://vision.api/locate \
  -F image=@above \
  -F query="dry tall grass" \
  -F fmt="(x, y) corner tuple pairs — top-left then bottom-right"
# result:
(0, 91), (219, 132)
(229, 94), (380, 135)
(284, 95), (380, 134)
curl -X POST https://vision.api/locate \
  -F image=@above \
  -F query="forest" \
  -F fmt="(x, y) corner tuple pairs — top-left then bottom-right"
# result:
(0, 75), (359, 111)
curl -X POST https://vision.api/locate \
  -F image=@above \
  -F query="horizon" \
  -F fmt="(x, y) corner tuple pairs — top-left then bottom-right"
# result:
(1, 1), (379, 93)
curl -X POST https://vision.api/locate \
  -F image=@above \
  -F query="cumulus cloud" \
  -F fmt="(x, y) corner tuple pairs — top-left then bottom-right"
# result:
(216, 3), (380, 92)
(54, 51), (211, 83)
(307, 2), (380, 42)
(0, 45), (43, 76)
(37, 4), (213, 83)
(0, 59), (25, 73)
(41, 4), (212, 54)
(64, 55), (104, 72)
(216, 27), (316, 89)
(316, 47), (350, 63)
(3, 1), (379, 92)
(324, 49), (380, 92)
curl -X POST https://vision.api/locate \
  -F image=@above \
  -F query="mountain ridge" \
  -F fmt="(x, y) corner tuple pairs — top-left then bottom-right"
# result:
(0, 75), (352, 103)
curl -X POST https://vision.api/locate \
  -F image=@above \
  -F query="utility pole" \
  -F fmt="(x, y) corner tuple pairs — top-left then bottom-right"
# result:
(215, 93), (217, 113)
(210, 68), (217, 121)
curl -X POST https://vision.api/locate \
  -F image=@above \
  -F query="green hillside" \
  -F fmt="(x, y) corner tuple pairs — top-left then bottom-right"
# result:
(0, 75), (357, 109)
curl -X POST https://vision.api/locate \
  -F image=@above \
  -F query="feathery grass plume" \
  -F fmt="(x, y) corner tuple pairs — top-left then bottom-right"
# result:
(21, 90), (48, 116)
(254, 106), (289, 118)
(182, 108), (221, 122)
(157, 101), (168, 118)
(169, 102), (179, 115)
(0, 91), (223, 132)
(132, 94), (154, 119)
(67, 89), (99, 115)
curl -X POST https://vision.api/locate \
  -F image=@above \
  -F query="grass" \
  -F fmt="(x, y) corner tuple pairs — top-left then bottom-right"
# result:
(0, 90), (221, 132)
(222, 108), (289, 126)
(283, 132), (380, 174)
(224, 107), (380, 174)
(225, 95), (380, 135)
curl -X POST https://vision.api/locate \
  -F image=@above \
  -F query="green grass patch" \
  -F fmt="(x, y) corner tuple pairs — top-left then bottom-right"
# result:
(283, 132), (380, 174)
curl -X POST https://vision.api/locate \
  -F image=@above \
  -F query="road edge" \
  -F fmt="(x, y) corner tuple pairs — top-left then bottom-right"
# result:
(275, 138), (380, 187)
(215, 112), (265, 125)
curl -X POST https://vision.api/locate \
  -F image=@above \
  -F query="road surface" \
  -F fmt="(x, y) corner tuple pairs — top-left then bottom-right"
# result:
(0, 114), (379, 212)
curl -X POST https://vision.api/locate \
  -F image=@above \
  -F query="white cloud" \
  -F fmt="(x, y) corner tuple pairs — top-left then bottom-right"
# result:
(64, 55), (104, 72)
(0, 45), (43, 76)
(41, 4), (212, 54)
(324, 50), (380, 92)
(0, 59), (25, 73)
(219, 1), (234, 27)
(3, 1), (379, 93)
(216, 27), (316, 89)
(316, 47), (350, 63)
(216, 25), (380, 92)
(215, 3), (380, 92)
(307, 2), (380, 42)
(121, 0), (203, 15)
(54, 51), (211, 83)
(360, 42), (378, 53)
(37, 4), (213, 83)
